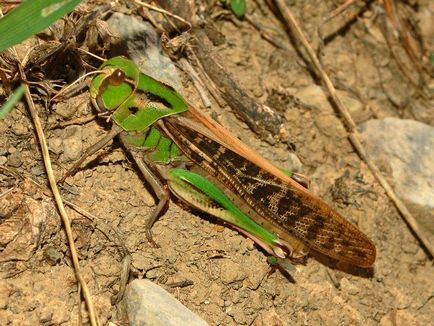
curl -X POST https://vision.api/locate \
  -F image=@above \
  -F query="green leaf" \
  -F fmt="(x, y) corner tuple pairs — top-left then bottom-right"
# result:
(0, 0), (82, 51)
(230, 0), (246, 18)
(0, 84), (25, 119)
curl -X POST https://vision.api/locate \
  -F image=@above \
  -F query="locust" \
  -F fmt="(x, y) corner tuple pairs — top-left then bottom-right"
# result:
(62, 56), (376, 270)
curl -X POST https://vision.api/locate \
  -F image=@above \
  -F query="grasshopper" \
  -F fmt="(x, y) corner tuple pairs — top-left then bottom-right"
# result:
(62, 56), (376, 269)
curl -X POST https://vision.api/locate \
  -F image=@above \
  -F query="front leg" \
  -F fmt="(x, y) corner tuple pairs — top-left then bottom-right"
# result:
(120, 135), (169, 247)
(59, 124), (123, 184)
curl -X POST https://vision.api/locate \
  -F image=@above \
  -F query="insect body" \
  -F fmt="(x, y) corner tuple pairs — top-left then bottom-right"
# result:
(76, 56), (376, 269)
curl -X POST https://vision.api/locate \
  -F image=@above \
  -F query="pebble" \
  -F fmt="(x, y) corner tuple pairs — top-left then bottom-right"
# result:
(13, 123), (29, 136)
(7, 152), (22, 167)
(359, 118), (434, 207)
(31, 165), (46, 176)
(43, 246), (64, 266)
(49, 138), (63, 155)
(359, 118), (434, 239)
(124, 279), (209, 326)
(61, 126), (83, 162)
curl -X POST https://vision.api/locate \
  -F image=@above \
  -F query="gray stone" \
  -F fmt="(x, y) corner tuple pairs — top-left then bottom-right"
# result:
(359, 118), (434, 236)
(124, 279), (209, 326)
(107, 13), (183, 90)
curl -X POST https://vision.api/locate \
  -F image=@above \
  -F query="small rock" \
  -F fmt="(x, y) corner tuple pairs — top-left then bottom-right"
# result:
(54, 101), (79, 119)
(43, 246), (64, 266)
(359, 118), (434, 239)
(7, 152), (22, 168)
(340, 277), (360, 296)
(416, 6), (433, 46)
(13, 123), (29, 136)
(49, 138), (63, 155)
(252, 309), (285, 326)
(61, 126), (83, 162)
(286, 152), (303, 172)
(31, 165), (46, 176)
(37, 299), (70, 325)
(124, 279), (209, 326)
(0, 282), (12, 309)
(0, 156), (7, 165)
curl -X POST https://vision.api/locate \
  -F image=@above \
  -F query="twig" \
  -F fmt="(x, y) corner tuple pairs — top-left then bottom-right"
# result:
(0, 187), (14, 199)
(316, 0), (363, 59)
(17, 67), (100, 325)
(185, 48), (226, 108)
(245, 15), (293, 52)
(189, 29), (284, 143)
(273, 0), (434, 259)
(382, 0), (421, 72)
(134, 0), (191, 30)
(321, 0), (360, 24)
(53, 114), (98, 128)
(178, 58), (212, 108)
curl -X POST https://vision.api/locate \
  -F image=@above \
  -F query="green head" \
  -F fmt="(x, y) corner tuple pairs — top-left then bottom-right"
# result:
(90, 56), (140, 112)
(90, 56), (188, 132)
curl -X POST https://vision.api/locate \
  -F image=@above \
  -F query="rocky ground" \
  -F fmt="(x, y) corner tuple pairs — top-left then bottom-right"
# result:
(0, 1), (433, 325)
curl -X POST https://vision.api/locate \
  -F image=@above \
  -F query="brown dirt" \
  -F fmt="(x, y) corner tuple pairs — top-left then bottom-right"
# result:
(1, 1), (433, 325)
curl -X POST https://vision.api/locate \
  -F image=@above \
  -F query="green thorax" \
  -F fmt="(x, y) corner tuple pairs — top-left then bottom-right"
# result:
(125, 127), (181, 164)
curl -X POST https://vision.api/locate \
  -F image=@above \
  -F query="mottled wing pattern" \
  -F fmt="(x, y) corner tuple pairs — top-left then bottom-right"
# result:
(164, 117), (376, 267)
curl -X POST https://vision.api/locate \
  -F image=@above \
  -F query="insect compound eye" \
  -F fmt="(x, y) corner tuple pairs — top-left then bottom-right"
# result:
(109, 69), (126, 86)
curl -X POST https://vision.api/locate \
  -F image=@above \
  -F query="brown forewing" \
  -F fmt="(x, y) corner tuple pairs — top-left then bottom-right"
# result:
(160, 108), (376, 268)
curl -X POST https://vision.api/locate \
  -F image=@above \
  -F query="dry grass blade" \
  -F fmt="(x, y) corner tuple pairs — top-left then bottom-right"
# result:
(17, 66), (100, 326)
(178, 58), (212, 108)
(272, 0), (434, 259)
(134, 0), (191, 30)
(382, 0), (426, 91)
(321, 0), (359, 24)
(383, 0), (420, 64)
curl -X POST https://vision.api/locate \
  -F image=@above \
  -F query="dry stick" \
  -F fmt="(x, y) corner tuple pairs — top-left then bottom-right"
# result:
(383, 0), (420, 71)
(273, 0), (434, 258)
(246, 16), (282, 47)
(134, 0), (191, 29)
(190, 29), (284, 142)
(321, 0), (360, 24)
(178, 58), (212, 108)
(0, 187), (14, 199)
(185, 48), (226, 108)
(54, 114), (98, 128)
(245, 15), (294, 52)
(18, 72), (100, 325)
